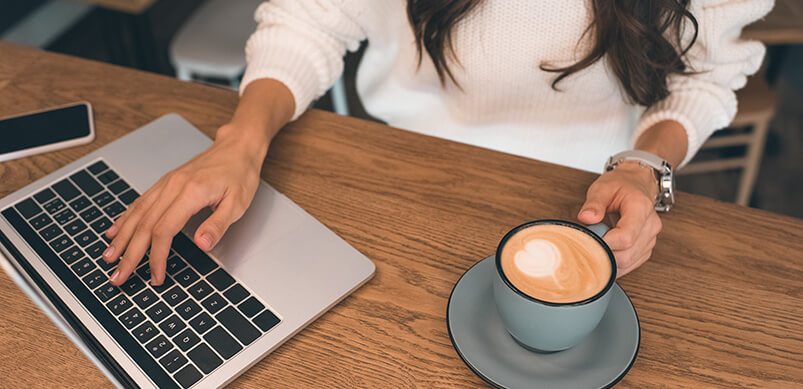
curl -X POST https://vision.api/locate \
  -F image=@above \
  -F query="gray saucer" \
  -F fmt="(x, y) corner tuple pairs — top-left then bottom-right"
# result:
(447, 256), (640, 388)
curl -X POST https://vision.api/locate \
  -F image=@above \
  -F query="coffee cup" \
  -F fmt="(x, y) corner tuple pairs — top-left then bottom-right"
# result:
(492, 219), (616, 352)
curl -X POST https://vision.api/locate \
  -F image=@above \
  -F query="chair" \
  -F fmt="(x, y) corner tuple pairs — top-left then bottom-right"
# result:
(169, 0), (349, 115)
(679, 76), (777, 206)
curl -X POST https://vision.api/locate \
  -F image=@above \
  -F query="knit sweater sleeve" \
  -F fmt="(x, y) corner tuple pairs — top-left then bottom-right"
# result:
(240, 0), (367, 120)
(632, 0), (774, 167)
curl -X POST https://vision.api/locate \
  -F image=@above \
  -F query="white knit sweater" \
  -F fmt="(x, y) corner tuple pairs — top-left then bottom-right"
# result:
(241, 0), (772, 172)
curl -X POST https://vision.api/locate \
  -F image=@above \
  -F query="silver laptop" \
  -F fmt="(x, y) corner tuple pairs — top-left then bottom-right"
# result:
(0, 114), (375, 388)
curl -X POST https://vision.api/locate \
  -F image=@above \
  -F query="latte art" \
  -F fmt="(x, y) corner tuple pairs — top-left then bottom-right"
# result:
(500, 224), (611, 303)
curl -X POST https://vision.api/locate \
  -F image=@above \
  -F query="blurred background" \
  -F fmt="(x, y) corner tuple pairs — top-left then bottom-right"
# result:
(1, 0), (801, 218)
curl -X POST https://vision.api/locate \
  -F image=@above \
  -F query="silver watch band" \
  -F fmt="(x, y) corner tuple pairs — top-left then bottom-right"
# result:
(604, 150), (675, 212)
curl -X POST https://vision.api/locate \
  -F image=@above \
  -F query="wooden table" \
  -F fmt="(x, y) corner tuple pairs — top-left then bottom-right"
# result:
(0, 42), (801, 388)
(743, 0), (803, 45)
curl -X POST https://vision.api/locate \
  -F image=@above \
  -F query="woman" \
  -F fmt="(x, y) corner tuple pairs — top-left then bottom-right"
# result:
(103, 0), (772, 286)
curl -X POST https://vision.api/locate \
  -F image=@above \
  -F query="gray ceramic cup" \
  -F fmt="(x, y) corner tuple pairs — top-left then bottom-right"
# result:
(493, 220), (616, 352)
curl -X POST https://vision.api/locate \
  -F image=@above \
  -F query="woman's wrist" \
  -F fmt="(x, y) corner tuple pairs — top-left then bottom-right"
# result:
(611, 161), (659, 198)
(216, 123), (271, 163)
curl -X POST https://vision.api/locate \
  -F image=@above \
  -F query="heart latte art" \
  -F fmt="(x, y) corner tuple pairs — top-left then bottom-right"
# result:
(501, 224), (611, 303)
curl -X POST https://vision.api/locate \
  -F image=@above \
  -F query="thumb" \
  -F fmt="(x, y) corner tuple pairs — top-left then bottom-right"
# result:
(578, 184), (615, 224)
(195, 198), (242, 251)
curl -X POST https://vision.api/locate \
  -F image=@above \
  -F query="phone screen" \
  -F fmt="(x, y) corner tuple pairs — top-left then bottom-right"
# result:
(0, 104), (92, 154)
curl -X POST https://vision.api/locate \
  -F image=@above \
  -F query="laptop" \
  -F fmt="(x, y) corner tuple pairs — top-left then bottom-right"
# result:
(0, 114), (375, 388)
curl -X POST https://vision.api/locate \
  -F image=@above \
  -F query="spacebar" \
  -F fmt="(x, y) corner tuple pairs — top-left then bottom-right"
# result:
(2, 207), (180, 389)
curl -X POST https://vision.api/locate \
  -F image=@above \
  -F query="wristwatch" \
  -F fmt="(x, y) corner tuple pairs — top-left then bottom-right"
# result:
(604, 150), (675, 212)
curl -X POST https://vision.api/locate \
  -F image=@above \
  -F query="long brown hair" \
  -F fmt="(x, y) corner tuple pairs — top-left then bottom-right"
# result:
(407, 0), (699, 107)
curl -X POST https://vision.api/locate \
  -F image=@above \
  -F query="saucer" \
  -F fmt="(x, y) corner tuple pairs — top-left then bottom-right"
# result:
(447, 256), (640, 388)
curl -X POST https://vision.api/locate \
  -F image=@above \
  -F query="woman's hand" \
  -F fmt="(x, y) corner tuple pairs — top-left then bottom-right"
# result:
(102, 124), (269, 286)
(578, 161), (662, 278)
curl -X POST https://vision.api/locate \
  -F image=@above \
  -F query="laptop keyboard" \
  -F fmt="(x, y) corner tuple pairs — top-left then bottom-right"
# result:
(2, 159), (281, 389)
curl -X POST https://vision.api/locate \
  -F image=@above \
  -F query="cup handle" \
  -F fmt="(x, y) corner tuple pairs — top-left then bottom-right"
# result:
(586, 223), (610, 238)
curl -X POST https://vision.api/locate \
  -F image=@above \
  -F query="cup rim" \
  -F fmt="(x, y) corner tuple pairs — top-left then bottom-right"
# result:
(495, 219), (617, 307)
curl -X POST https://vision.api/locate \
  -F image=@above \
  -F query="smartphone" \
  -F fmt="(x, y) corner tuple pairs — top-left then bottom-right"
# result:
(0, 101), (95, 163)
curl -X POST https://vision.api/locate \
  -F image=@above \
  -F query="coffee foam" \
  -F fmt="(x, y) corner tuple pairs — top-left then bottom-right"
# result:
(500, 224), (611, 303)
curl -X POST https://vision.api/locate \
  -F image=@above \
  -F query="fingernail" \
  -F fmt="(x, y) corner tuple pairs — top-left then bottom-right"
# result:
(106, 225), (118, 235)
(580, 209), (595, 217)
(110, 270), (120, 283)
(200, 233), (214, 248)
(102, 245), (115, 260)
(150, 277), (161, 286)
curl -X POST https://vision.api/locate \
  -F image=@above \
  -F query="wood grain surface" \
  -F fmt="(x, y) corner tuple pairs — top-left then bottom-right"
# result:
(0, 42), (801, 388)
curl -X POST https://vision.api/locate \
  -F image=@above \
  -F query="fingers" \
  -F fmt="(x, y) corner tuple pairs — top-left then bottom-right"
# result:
(109, 190), (175, 286)
(578, 182), (616, 224)
(148, 189), (216, 285)
(194, 197), (245, 251)
(603, 195), (654, 252)
(615, 236), (657, 278)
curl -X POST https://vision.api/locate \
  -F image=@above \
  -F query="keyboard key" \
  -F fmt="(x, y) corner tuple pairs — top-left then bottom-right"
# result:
(189, 312), (215, 335)
(64, 219), (87, 236)
(173, 364), (202, 388)
(238, 297), (265, 318)
(223, 284), (248, 305)
(253, 309), (281, 332)
(206, 269), (235, 291)
(174, 328), (200, 352)
(83, 269), (107, 290)
(151, 276), (175, 294)
(60, 246), (84, 264)
(98, 170), (118, 185)
(95, 283), (121, 302)
(40, 224), (62, 241)
(216, 306), (261, 346)
(43, 198), (66, 214)
(187, 280), (212, 301)
(136, 264), (152, 281)
(175, 267), (199, 288)
(69, 196), (92, 212)
(93, 191), (114, 208)
(53, 208), (77, 225)
(34, 188), (56, 204)
(79, 206), (102, 223)
(50, 235), (72, 253)
(75, 229), (98, 247)
(108, 179), (130, 195)
(165, 255), (187, 275)
(15, 198), (42, 219)
(106, 294), (132, 315)
(145, 301), (171, 323)
(159, 315), (186, 338)
(159, 349), (188, 374)
(172, 234), (217, 275)
(121, 276), (146, 296)
(53, 179), (80, 201)
(186, 343), (222, 374)
(70, 170), (103, 197)
(204, 326), (242, 359)
(103, 201), (125, 218)
(87, 160), (108, 175)
(71, 257), (96, 277)
(201, 293), (226, 315)
(164, 286), (188, 307)
(176, 299), (202, 320)
(133, 289), (158, 309)
(90, 216), (113, 234)
(119, 189), (139, 205)
(133, 321), (159, 344)
(120, 308), (145, 329)
(29, 213), (52, 230)
(145, 335), (172, 359)
(85, 240), (106, 259)
(97, 258), (117, 273)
